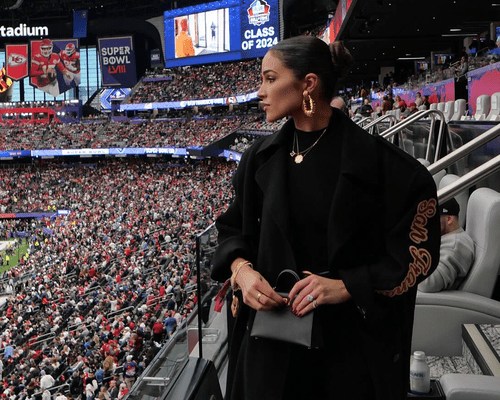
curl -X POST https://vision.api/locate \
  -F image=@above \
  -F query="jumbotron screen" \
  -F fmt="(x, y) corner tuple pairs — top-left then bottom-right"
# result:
(163, 0), (280, 68)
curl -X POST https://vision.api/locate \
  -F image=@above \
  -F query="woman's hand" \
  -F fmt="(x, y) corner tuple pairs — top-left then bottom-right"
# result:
(288, 271), (352, 317)
(232, 258), (287, 311)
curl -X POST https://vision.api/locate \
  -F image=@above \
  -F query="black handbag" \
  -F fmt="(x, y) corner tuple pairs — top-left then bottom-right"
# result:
(250, 269), (318, 348)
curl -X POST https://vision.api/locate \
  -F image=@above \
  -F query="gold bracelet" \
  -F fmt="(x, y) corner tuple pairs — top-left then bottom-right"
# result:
(230, 260), (253, 292)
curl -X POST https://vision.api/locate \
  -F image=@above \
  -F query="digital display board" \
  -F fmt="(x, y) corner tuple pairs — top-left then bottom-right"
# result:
(163, 0), (280, 68)
(31, 147), (188, 158)
(118, 90), (259, 112)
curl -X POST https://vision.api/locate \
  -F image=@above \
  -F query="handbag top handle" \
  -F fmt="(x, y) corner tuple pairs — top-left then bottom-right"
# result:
(275, 269), (300, 293)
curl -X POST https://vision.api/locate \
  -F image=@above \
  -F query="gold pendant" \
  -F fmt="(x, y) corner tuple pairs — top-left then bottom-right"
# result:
(294, 154), (303, 164)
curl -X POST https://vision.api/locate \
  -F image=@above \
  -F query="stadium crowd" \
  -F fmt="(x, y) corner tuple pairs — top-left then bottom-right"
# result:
(0, 113), (281, 151)
(131, 60), (261, 104)
(0, 157), (236, 400)
(91, 116), (252, 149)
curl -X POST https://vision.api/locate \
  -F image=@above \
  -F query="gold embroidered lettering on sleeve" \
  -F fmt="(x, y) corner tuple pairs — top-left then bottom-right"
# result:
(409, 198), (437, 244)
(377, 246), (432, 297)
(378, 198), (437, 297)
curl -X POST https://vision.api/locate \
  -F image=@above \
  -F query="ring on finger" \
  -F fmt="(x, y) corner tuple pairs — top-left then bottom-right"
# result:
(257, 292), (262, 303)
(306, 294), (314, 302)
(313, 300), (318, 309)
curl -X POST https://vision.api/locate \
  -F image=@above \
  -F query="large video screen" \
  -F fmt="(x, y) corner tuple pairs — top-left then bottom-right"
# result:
(164, 0), (280, 68)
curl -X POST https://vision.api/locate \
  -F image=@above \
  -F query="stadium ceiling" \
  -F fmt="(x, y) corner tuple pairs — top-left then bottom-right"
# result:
(0, 0), (339, 26)
(340, 0), (500, 86)
(0, 0), (498, 87)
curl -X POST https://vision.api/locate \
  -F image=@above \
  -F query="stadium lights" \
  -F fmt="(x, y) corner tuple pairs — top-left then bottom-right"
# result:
(442, 33), (478, 37)
(398, 57), (426, 60)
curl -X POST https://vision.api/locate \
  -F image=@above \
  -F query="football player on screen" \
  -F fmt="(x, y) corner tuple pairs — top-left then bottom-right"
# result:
(60, 43), (81, 86)
(30, 39), (72, 97)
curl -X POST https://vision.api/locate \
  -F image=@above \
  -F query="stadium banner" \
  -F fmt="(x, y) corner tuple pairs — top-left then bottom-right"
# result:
(323, 0), (357, 43)
(29, 38), (80, 97)
(0, 150), (30, 158)
(73, 9), (88, 38)
(98, 36), (137, 87)
(223, 149), (242, 162)
(0, 214), (16, 219)
(6, 44), (28, 80)
(0, 212), (59, 220)
(0, 66), (14, 97)
(150, 49), (163, 68)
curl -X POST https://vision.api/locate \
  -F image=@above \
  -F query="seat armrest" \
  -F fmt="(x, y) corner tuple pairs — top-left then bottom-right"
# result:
(412, 291), (500, 356)
(440, 374), (500, 400)
(416, 291), (500, 318)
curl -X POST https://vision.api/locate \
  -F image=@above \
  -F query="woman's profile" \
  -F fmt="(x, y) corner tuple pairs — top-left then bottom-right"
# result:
(212, 35), (440, 400)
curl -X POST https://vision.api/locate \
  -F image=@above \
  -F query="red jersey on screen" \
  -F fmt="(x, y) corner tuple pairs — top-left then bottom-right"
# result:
(60, 51), (80, 74)
(30, 53), (65, 87)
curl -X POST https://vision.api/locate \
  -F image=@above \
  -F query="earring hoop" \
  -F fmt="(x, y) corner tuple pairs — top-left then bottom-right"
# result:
(302, 90), (315, 117)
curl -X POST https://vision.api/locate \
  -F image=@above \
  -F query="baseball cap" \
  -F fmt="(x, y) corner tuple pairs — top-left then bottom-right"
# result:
(439, 198), (459, 216)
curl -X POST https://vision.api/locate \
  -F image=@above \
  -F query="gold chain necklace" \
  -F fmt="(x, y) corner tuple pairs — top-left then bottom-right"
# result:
(290, 127), (328, 164)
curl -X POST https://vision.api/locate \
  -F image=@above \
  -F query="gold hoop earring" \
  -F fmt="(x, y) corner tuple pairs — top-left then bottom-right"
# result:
(302, 90), (315, 117)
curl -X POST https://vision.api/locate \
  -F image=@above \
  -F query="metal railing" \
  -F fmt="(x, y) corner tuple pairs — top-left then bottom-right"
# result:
(422, 119), (500, 202)
(362, 113), (399, 136)
(428, 123), (500, 176)
(380, 109), (451, 163)
(354, 116), (373, 127)
(437, 154), (500, 203)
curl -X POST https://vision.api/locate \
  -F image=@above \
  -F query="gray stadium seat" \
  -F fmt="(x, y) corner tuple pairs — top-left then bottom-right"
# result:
(439, 374), (500, 400)
(412, 188), (500, 356)
(443, 100), (455, 122)
(486, 92), (500, 121)
(459, 188), (500, 297)
(474, 94), (490, 121)
(452, 99), (466, 121)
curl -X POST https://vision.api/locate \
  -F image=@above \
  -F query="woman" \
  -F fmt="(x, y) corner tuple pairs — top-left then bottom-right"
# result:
(212, 36), (440, 400)
(393, 94), (402, 109)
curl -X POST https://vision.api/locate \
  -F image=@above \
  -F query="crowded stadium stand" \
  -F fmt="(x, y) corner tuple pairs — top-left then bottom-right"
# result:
(0, 1), (498, 400)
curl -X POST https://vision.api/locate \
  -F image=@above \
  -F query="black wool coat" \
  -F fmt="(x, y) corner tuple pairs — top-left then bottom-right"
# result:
(212, 108), (441, 400)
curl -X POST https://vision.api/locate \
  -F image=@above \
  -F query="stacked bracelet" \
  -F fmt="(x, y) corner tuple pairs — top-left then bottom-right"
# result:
(230, 260), (253, 292)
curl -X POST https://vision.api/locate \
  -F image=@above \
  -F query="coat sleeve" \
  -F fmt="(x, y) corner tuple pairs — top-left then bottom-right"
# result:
(339, 164), (441, 311)
(211, 146), (259, 283)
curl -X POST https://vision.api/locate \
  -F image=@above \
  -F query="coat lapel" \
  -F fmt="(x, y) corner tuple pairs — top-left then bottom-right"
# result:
(254, 120), (295, 271)
(328, 119), (382, 266)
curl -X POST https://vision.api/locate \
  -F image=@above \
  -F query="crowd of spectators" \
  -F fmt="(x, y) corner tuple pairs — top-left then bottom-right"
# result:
(131, 60), (261, 104)
(0, 157), (236, 400)
(0, 123), (99, 151)
(91, 116), (252, 149)
(0, 114), (266, 151)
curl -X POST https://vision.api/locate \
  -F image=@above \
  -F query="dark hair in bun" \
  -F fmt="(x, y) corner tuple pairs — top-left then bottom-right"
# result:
(269, 35), (354, 101)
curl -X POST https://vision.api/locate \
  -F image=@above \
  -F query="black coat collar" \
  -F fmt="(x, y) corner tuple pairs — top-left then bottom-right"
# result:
(253, 108), (381, 272)
(256, 109), (379, 188)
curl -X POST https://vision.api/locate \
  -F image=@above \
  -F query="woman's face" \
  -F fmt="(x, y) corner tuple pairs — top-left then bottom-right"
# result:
(257, 51), (304, 122)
